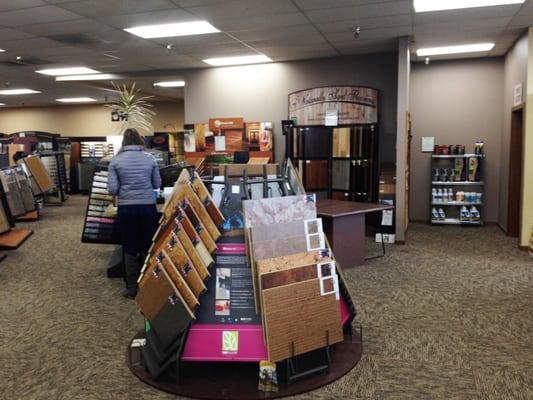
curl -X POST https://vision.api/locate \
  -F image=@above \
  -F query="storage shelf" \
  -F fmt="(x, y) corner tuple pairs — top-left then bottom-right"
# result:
(432, 181), (484, 186)
(431, 218), (483, 225)
(431, 154), (485, 159)
(432, 202), (483, 206)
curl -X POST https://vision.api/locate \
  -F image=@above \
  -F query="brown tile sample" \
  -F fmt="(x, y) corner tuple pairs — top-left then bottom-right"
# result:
(332, 160), (351, 190)
(262, 277), (343, 362)
(242, 195), (317, 228)
(304, 160), (328, 190)
(260, 260), (336, 290)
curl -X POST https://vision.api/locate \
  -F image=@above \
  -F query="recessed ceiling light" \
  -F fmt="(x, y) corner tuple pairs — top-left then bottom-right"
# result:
(153, 81), (185, 87)
(416, 43), (495, 56)
(36, 67), (100, 76)
(203, 54), (273, 66)
(0, 89), (41, 95)
(0, 49), (5, 53)
(414, 0), (525, 12)
(56, 73), (119, 81)
(124, 21), (219, 39)
(56, 97), (97, 103)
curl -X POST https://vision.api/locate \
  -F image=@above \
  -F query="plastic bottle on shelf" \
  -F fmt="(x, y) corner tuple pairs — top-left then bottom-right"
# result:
(460, 206), (470, 221)
(470, 206), (480, 221)
(438, 208), (446, 220)
(437, 188), (443, 202)
(432, 188), (437, 203)
(432, 207), (439, 220)
(448, 188), (453, 202)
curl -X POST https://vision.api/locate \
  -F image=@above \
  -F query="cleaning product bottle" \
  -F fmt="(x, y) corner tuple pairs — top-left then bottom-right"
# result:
(432, 207), (439, 220)
(438, 208), (446, 220)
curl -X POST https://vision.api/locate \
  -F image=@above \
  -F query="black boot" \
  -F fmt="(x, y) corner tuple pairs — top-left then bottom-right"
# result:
(123, 253), (140, 299)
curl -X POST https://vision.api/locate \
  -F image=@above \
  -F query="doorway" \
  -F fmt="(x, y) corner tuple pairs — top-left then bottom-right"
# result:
(507, 105), (524, 237)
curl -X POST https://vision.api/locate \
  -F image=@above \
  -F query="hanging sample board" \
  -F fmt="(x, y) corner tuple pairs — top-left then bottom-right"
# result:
(22, 155), (55, 194)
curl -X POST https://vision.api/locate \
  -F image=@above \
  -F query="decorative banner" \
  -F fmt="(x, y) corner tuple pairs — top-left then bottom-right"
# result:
(288, 86), (378, 125)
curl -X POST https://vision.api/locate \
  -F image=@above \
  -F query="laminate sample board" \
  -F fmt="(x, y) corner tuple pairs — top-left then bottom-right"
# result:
(0, 170), (25, 217)
(23, 155), (54, 192)
(256, 250), (333, 276)
(262, 277), (343, 362)
(180, 199), (217, 254)
(0, 202), (11, 234)
(242, 194), (317, 228)
(333, 128), (351, 157)
(260, 260), (336, 290)
(191, 171), (225, 227)
(304, 160), (329, 190)
(176, 206), (214, 267)
(251, 232), (325, 261)
(251, 218), (323, 242)
(14, 167), (36, 212)
(331, 160), (351, 191)
(303, 128), (330, 158)
(222, 164), (277, 177)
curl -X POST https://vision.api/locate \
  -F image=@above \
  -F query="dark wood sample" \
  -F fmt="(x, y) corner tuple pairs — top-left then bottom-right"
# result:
(331, 160), (350, 190)
(304, 160), (328, 189)
(303, 127), (330, 158)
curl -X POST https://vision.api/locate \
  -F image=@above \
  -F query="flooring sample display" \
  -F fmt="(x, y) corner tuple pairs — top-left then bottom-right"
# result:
(242, 195), (317, 228)
(248, 157), (270, 164)
(23, 155), (54, 193)
(332, 128), (351, 157)
(331, 160), (351, 191)
(250, 218), (323, 243)
(222, 164), (278, 177)
(0, 201), (11, 234)
(0, 170), (26, 217)
(14, 167), (36, 212)
(191, 171), (225, 227)
(136, 263), (176, 321)
(304, 160), (329, 190)
(251, 231), (325, 261)
(176, 206), (214, 268)
(262, 277), (343, 362)
(256, 250), (332, 275)
(180, 199), (217, 254)
(158, 251), (200, 310)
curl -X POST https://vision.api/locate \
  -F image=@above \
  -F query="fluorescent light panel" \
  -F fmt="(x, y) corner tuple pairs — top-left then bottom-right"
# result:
(0, 89), (41, 95)
(153, 81), (185, 87)
(0, 103), (5, 106)
(203, 54), (272, 66)
(36, 67), (99, 76)
(124, 21), (219, 39)
(0, 49), (5, 52)
(414, 0), (525, 12)
(416, 43), (494, 56)
(56, 73), (119, 81)
(56, 97), (96, 103)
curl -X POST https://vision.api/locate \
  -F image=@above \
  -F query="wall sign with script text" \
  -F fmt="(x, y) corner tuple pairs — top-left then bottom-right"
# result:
(288, 86), (378, 125)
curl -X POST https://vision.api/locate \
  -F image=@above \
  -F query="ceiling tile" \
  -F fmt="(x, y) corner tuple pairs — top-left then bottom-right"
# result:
(305, 1), (409, 23)
(508, 14), (533, 28)
(294, 0), (400, 10)
(414, 17), (512, 35)
(315, 14), (411, 33)
(215, 13), (309, 31)
(18, 18), (102, 35)
(0, 0), (47, 12)
(97, 8), (197, 29)
(326, 26), (412, 44)
(0, 28), (35, 40)
(185, 0), (298, 19)
(0, 5), (81, 27)
(57, 0), (178, 18)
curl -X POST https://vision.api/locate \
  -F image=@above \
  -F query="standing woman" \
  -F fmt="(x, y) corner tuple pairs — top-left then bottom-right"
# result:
(108, 128), (161, 299)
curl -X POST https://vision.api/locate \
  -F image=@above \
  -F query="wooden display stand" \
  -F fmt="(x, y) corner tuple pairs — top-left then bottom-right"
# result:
(0, 227), (33, 249)
(16, 210), (39, 222)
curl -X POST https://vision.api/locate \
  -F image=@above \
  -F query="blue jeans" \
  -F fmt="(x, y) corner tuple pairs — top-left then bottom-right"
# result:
(117, 204), (158, 289)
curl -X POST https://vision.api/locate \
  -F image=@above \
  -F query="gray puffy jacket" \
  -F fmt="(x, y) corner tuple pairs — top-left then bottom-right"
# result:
(107, 145), (161, 206)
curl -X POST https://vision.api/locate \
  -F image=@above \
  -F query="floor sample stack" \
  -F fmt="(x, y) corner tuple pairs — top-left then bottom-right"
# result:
(135, 169), (225, 378)
(244, 194), (344, 362)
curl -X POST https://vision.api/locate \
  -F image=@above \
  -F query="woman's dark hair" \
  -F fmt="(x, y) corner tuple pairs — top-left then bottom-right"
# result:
(122, 128), (145, 146)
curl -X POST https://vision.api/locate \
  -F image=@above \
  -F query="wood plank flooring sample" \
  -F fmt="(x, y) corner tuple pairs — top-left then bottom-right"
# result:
(176, 206), (214, 267)
(23, 155), (55, 192)
(303, 128), (330, 158)
(304, 160), (328, 190)
(260, 260), (336, 290)
(158, 251), (200, 311)
(262, 277), (343, 362)
(136, 264), (175, 321)
(181, 199), (217, 254)
(242, 195), (317, 228)
(191, 171), (225, 226)
(333, 128), (351, 157)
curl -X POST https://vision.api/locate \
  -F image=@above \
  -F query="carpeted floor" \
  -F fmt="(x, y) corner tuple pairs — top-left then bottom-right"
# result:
(1, 195), (532, 400)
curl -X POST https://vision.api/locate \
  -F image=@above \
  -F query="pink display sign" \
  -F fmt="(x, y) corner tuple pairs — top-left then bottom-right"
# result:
(217, 243), (246, 254)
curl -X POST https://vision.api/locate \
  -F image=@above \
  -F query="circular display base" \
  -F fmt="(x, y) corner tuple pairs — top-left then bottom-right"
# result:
(127, 331), (363, 400)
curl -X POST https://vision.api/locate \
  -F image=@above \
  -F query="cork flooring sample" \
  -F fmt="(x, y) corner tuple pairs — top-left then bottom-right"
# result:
(242, 195), (316, 228)
(262, 278), (343, 362)
(250, 218), (322, 242)
(252, 236), (308, 261)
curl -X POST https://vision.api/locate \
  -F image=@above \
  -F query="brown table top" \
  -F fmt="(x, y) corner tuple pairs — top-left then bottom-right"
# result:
(316, 199), (394, 218)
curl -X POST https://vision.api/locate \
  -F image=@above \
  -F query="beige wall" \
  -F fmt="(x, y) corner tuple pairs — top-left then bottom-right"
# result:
(183, 54), (398, 163)
(409, 58), (504, 222)
(520, 28), (533, 246)
(500, 34), (528, 230)
(0, 100), (184, 137)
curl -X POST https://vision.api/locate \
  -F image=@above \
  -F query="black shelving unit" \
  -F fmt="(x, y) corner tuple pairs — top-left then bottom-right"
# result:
(430, 153), (485, 226)
(284, 123), (379, 203)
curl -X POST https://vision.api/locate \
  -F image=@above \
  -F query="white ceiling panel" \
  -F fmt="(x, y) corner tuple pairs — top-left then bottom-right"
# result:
(216, 13), (309, 31)
(97, 8), (197, 29)
(305, 1), (409, 23)
(315, 14), (412, 33)
(184, 0), (298, 19)
(0, 5), (81, 27)
(57, 0), (178, 18)
(413, 5), (522, 25)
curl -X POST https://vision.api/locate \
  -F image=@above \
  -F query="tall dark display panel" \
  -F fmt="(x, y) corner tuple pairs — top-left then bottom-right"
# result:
(285, 86), (380, 203)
